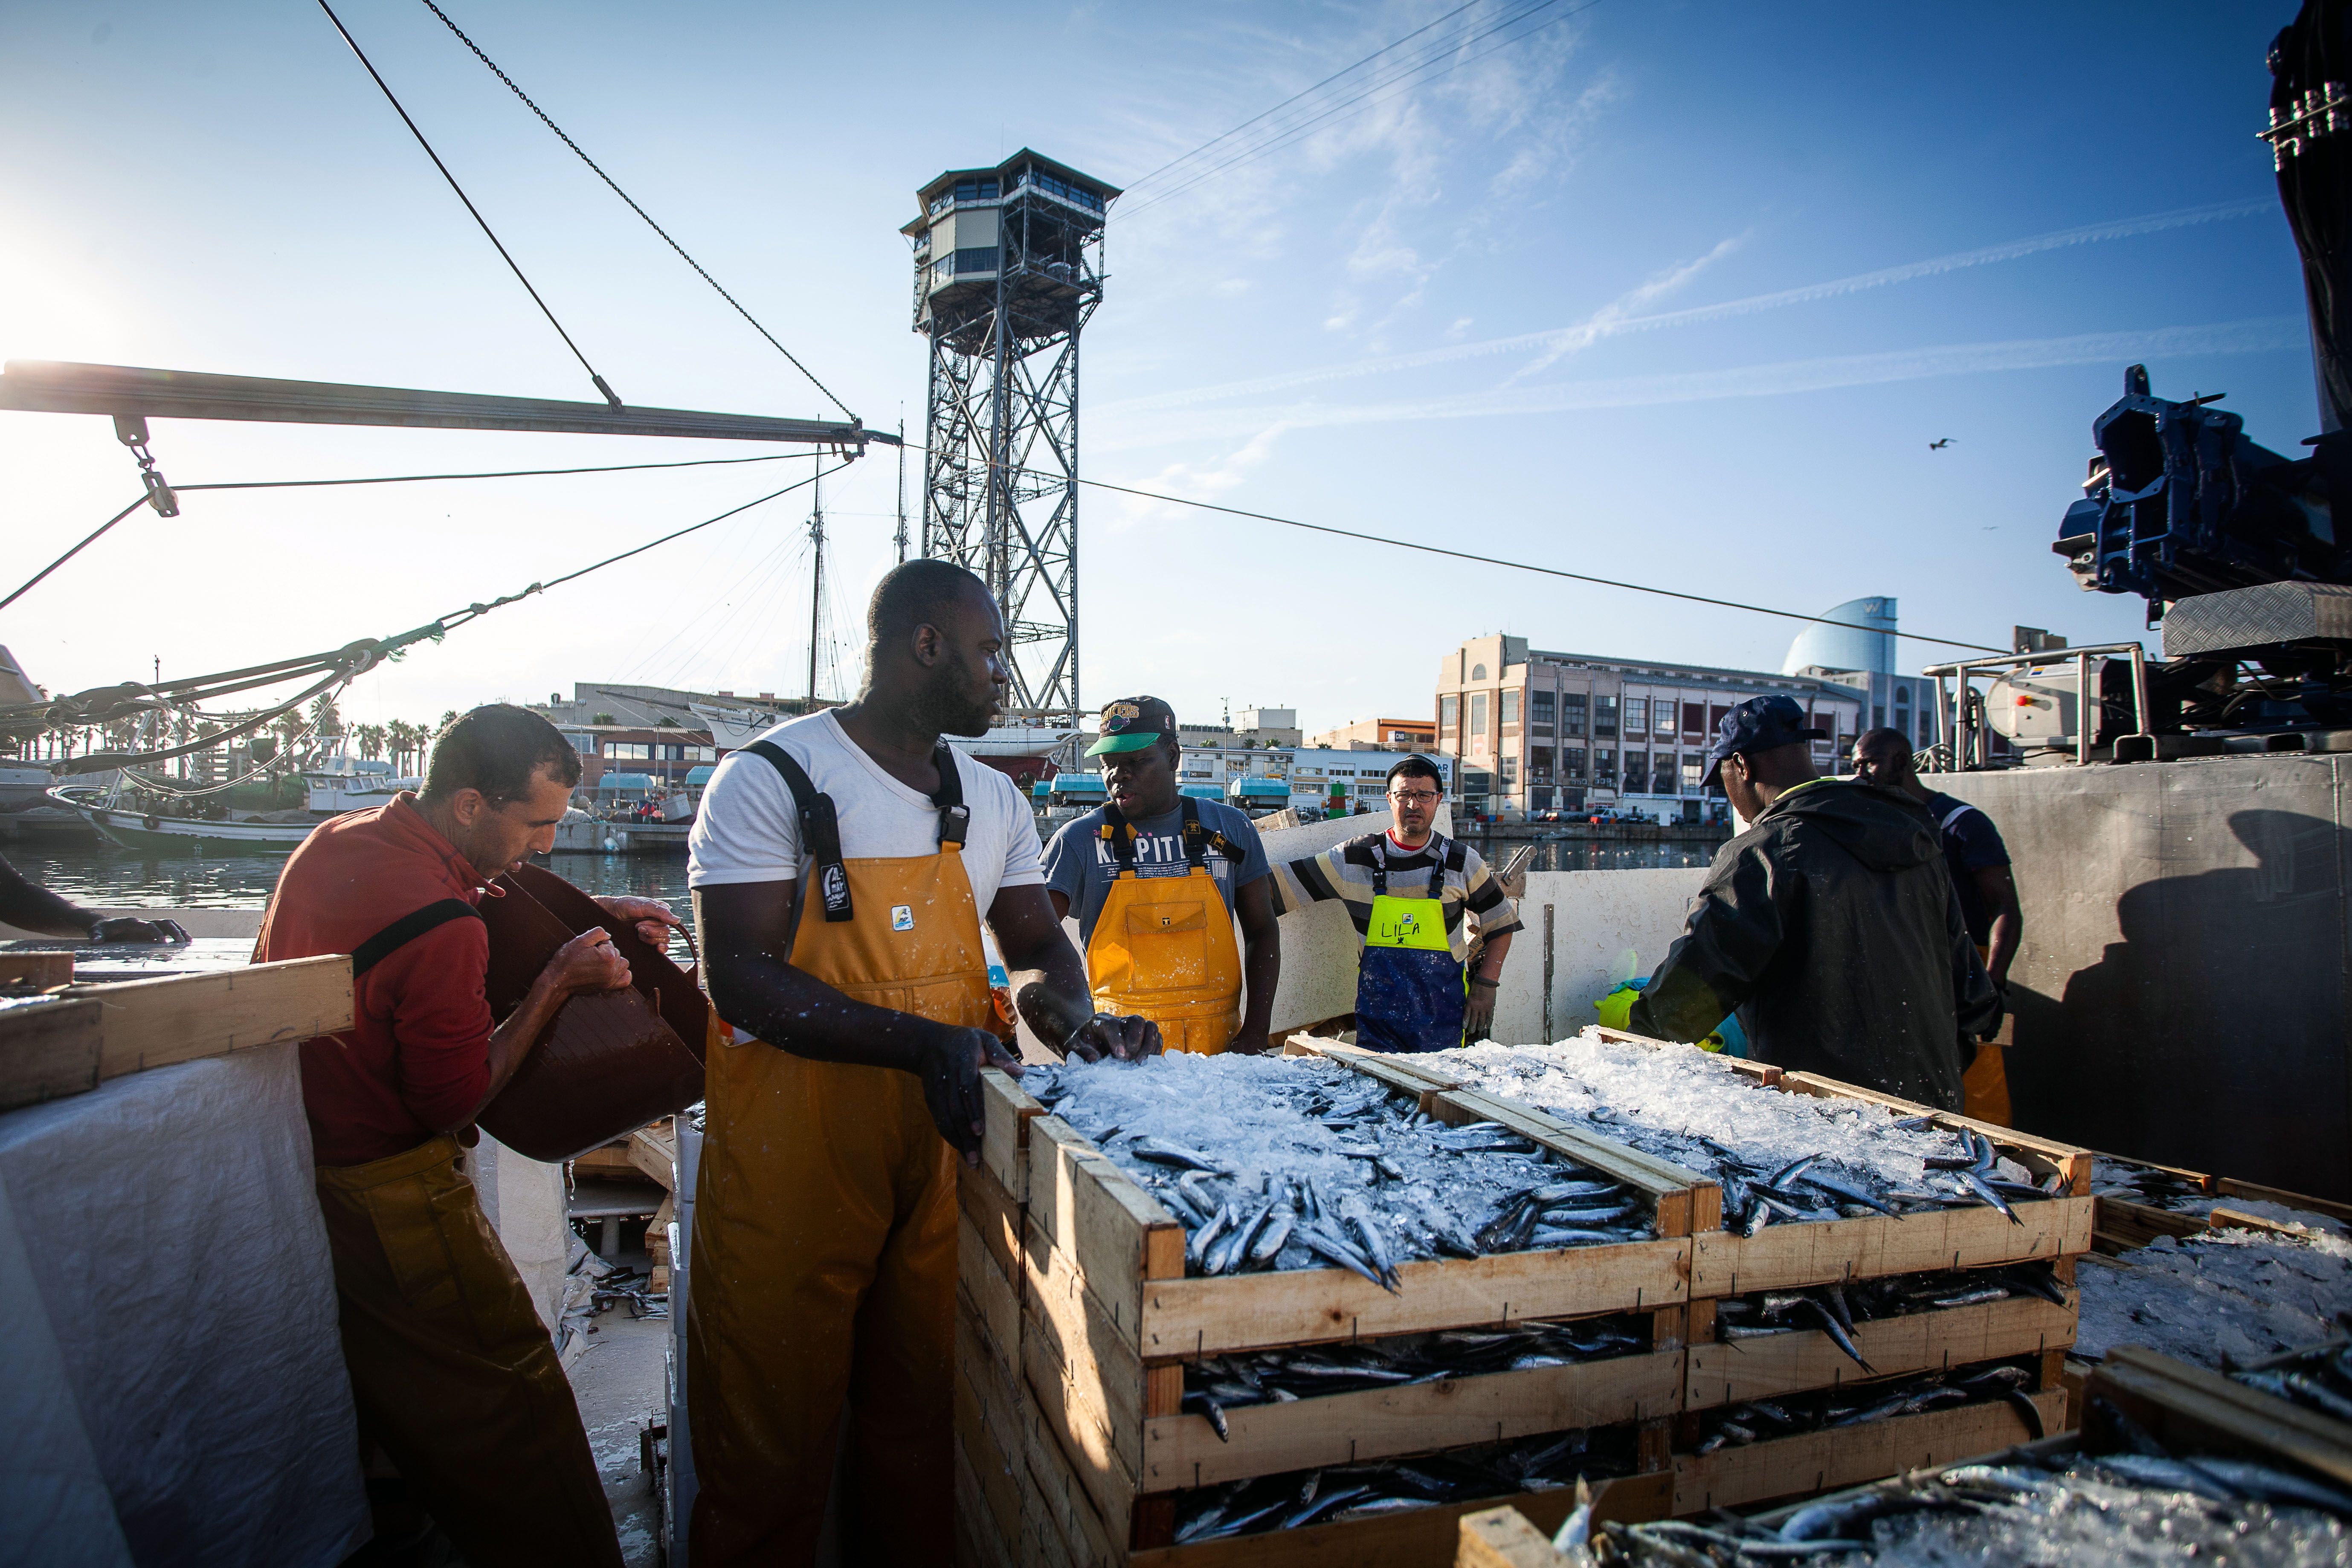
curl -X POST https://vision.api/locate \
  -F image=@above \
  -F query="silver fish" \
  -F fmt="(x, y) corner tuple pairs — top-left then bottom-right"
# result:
(1187, 1202), (1235, 1269)
(1959, 1165), (2022, 1225)
(1931, 1284), (2010, 1308)
(1128, 1136), (1230, 1173)
(1248, 1204), (1296, 1266)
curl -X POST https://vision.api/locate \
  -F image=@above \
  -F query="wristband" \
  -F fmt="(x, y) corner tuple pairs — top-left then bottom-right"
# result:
(1469, 976), (1500, 990)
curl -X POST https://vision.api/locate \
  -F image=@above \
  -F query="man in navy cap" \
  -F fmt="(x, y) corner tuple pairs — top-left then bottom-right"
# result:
(1628, 695), (1997, 1107)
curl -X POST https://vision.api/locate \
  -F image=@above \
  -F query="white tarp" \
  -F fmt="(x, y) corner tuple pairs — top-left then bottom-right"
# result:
(0, 1042), (370, 1566)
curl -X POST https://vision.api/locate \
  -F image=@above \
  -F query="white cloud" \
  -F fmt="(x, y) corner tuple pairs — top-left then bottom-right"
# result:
(1097, 198), (2277, 417)
(1093, 316), (2305, 449)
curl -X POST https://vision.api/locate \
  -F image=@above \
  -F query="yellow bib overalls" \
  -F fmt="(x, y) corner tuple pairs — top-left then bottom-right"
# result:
(687, 741), (991, 1567)
(1082, 797), (1247, 1055)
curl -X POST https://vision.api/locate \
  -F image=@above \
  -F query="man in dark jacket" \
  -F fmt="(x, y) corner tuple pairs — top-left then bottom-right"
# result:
(1628, 696), (1997, 1108)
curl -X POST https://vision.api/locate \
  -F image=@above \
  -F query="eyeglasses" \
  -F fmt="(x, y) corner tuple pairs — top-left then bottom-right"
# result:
(1388, 789), (1441, 806)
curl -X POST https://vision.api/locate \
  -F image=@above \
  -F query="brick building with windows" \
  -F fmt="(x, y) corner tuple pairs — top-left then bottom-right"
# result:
(1433, 634), (1871, 821)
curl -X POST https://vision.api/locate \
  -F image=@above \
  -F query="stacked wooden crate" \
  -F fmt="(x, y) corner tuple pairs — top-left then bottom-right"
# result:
(1456, 1342), (2352, 1568)
(953, 1052), (1707, 1567)
(2091, 1152), (2352, 1253)
(951, 1033), (2100, 1562)
(1310, 1034), (2092, 1518)
(1523, 1032), (2092, 1515)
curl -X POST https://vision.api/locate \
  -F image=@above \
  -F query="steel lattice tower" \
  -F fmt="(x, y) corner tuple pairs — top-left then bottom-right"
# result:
(905, 151), (1119, 725)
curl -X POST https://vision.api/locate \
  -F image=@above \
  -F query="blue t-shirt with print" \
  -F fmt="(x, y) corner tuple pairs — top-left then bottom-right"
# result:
(1042, 799), (1271, 945)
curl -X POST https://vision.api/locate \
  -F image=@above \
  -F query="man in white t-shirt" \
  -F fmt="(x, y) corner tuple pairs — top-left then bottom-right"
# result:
(683, 560), (1155, 1567)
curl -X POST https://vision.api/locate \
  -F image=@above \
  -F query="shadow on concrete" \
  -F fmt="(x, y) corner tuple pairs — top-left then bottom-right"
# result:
(2010, 808), (2350, 1201)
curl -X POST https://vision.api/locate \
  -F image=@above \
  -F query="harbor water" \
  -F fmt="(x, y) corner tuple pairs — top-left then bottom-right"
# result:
(12, 834), (1718, 944)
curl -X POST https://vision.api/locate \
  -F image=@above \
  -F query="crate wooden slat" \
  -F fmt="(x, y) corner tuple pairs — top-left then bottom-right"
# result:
(1141, 1345), (1687, 1493)
(1690, 1199), (2094, 1297)
(2090, 1345), (2352, 1491)
(1684, 1294), (2076, 1411)
(0, 996), (104, 1111)
(1669, 1386), (2065, 1515)
(2091, 1194), (2205, 1253)
(1117, 1475), (1670, 1568)
(1, 957), (352, 1111)
(1291, 1036), (1465, 1094)
(1457, 1506), (1570, 1568)
(0, 951), (75, 987)
(982, 1067), (1047, 1203)
(1138, 1240), (1693, 1362)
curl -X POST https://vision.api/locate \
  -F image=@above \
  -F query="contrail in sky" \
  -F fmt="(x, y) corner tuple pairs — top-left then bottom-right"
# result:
(1091, 316), (2304, 450)
(1098, 197), (2276, 416)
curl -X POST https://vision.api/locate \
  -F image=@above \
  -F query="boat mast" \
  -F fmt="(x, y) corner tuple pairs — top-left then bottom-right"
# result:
(807, 468), (824, 706)
(894, 413), (909, 565)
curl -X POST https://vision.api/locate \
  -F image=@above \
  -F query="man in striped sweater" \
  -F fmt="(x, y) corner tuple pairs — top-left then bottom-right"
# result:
(1276, 755), (1519, 1052)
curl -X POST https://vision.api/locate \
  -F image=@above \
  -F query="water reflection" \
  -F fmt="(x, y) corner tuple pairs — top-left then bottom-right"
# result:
(16, 835), (1720, 936)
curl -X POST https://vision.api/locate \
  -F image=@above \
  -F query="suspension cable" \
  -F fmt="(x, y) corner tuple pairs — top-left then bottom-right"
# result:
(416, 0), (855, 420)
(1, 496), (147, 612)
(1072, 476), (2008, 653)
(315, 0), (623, 407)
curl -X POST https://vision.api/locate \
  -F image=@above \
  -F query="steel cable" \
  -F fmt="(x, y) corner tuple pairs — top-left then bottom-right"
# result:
(416, 0), (856, 420)
(316, 0), (622, 406)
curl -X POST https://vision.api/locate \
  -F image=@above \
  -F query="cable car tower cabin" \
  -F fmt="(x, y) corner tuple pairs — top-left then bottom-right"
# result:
(905, 151), (1119, 726)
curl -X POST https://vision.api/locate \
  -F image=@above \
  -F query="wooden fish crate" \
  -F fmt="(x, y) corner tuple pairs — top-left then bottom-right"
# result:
(1668, 1385), (2067, 1515)
(2091, 1150), (2352, 1255)
(964, 1055), (1709, 1556)
(1547, 1030), (2099, 1296)
(1680, 1283), (2076, 1413)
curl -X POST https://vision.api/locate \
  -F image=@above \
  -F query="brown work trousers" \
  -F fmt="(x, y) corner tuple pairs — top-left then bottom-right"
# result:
(314, 1134), (624, 1568)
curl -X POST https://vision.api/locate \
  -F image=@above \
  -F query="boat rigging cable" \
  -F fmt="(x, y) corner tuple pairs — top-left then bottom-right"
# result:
(4, 463), (834, 781)
(1076, 475), (2009, 654)
(314, 0), (623, 408)
(414, 0), (855, 420)
(1114, 0), (1607, 224)
(0, 449), (806, 614)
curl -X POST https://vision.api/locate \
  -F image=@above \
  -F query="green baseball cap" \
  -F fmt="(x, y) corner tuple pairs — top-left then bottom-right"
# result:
(1085, 695), (1177, 756)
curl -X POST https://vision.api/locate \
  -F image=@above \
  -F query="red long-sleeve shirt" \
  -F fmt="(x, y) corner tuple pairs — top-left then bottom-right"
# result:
(254, 794), (498, 1167)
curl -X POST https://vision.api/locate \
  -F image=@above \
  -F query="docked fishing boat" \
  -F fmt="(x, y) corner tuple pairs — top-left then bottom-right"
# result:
(55, 754), (422, 852)
(691, 699), (1079, 772)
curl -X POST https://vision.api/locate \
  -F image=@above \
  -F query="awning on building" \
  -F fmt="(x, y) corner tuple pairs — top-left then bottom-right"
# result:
(595, 772), (656, 791)
(685, 765), (718, 785)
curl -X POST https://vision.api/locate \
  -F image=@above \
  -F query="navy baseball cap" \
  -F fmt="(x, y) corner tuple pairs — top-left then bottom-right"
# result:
(1702, 695), (1828, 785)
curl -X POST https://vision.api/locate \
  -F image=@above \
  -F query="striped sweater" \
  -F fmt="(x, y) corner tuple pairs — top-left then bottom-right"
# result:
(1274, 831), (1521, 963)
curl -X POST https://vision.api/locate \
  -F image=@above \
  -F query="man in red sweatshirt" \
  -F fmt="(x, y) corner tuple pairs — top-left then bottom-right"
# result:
(254, 704), (674, 1567)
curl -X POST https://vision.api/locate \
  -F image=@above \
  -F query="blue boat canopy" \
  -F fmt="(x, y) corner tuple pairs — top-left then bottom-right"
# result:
(596, 772), (656, 791)
(1230, 779), (1290, 797)
(685, 765), (718, 785)
(1178, 785), (1222, 799)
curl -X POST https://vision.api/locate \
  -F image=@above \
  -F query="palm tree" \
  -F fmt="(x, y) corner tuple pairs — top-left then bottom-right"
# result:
(355, 723), (386, 762)
(273, 711), (306, 775)
(170, 707), (194, 780)
(386, 720), (416, 777)
(309, 693), (344, 745)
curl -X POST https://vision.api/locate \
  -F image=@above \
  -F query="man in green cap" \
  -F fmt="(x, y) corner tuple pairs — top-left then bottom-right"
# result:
(1041, 696), (1281, 1054)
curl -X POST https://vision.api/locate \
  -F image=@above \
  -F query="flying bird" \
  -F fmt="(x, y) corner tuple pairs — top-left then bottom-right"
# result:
(1929, 438), (1955, 450)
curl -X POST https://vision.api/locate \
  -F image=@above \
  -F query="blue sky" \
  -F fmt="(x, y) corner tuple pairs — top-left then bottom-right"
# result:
(0, 1), (2312, 735)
